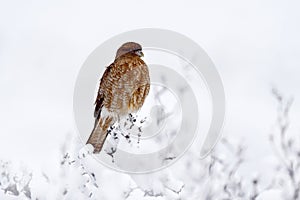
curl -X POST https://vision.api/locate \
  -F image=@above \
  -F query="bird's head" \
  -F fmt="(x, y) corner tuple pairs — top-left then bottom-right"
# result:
(115, 42), (144, 59)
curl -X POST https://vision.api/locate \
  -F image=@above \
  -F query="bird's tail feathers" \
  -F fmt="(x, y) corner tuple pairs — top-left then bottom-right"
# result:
(87, 116), (114, 153)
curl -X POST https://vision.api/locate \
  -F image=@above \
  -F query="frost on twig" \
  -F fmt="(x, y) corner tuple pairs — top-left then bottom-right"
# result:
(199, 138), (263, 200)
(0, 161), (32, 199)
(269, 88), (300, 200)
(102, 113), (146, 162)
(0, 89), (300, 199)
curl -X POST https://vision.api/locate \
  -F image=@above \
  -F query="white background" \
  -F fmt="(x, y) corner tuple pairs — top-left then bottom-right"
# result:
(0, 0), (300, 196)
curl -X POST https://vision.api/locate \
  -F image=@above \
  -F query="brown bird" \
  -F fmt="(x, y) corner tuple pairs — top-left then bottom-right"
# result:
(86, 42), (150, 153)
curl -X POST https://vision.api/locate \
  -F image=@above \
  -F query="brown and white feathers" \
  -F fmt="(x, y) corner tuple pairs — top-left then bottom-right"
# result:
(86, 42), (150, 153)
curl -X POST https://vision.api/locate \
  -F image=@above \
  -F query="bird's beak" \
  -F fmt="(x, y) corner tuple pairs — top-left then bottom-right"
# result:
(136, 50), (144, 57)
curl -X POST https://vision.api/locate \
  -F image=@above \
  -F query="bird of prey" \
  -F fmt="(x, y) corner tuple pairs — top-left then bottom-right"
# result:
(86, 42), (150, 153)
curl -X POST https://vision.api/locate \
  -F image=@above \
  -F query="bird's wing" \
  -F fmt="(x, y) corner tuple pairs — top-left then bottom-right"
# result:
(94, 64), (113, 119)
(88, 64), (115, 153)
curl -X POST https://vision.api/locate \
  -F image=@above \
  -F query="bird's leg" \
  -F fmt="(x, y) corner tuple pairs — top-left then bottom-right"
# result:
(115, 114), (131, 142)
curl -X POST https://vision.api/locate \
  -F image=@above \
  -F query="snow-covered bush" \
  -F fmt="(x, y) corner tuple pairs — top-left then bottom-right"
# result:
(0, 90), (299, 200)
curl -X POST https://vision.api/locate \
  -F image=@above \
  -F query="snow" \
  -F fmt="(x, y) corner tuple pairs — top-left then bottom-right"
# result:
(257, 190), (283, 200)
